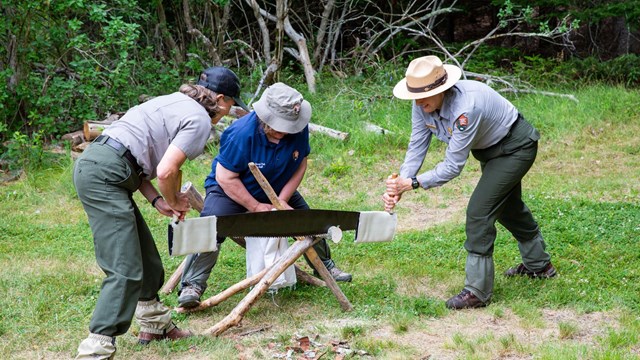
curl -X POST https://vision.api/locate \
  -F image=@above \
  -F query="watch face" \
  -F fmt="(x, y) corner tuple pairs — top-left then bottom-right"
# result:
(412, 177), (419, 189)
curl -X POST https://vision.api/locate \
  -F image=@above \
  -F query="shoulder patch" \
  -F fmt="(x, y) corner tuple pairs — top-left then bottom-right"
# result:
(456, 114), (469, 131)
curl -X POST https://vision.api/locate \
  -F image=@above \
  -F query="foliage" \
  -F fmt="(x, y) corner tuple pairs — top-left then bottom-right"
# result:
(1, 131), (46, 171)
(0, 0), (182, 142)
(463, 50), (640, 88)
(495, 0), (640, 30)
(1, 0), (638, 171)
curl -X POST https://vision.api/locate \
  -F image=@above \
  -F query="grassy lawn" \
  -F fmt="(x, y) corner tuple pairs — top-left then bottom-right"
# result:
(0, 82), (639, 359)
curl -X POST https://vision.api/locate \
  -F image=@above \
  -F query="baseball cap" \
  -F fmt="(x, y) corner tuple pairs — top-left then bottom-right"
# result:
(197, 67), (249, 111)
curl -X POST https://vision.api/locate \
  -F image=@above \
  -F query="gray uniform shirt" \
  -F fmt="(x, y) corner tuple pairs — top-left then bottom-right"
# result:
(104, 92), (212, 179)
(399, 80), (519, 189)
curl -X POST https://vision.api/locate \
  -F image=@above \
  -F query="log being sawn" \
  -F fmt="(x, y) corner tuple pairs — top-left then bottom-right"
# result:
(161, 182), (325, 296)
(166, 168), (397, 336)
(202, 163), (352, 337)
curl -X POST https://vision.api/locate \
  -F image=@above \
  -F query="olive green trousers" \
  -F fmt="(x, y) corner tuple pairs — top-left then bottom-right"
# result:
(465, 116), (551, 302)
(73, 143), (168, 336)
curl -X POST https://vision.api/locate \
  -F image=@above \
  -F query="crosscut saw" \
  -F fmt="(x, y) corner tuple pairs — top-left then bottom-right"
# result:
(168, 209), (397, 256)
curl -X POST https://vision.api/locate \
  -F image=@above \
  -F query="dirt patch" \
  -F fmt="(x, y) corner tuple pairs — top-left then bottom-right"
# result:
(189, 309), (618, 359)
(370, 309), (616, 359)
(395, 194), (467, 233)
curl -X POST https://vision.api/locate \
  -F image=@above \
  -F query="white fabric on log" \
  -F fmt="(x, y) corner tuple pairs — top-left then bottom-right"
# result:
(246, 237), (297, 291)
(355, 211), (397, 243)
(170, 216), (218, 256)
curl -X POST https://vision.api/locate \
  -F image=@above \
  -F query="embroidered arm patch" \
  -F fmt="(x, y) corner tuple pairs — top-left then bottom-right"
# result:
(456, 114), (469, 131)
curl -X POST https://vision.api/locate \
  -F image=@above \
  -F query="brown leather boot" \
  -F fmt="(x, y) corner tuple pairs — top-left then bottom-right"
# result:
(138, 325), (193, 345)
(445, 289), (488, 310)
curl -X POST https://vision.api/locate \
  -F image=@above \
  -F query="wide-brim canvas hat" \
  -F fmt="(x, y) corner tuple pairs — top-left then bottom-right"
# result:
(393, 56), (462, 100)
(253, 83), (311, 134)
(198, 66), (250, 111)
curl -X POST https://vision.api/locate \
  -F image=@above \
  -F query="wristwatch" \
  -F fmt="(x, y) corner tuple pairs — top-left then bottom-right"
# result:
(411, 176), (420, 189)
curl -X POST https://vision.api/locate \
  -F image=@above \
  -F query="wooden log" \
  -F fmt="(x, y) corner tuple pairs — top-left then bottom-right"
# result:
(181, 181), (204, 213)
(72, 141), (90, 153)
(309, 123), (349, 141)
(303, 243), (352, 311)
(364, 122), (393, 135)
(175, 266), (270, 313)
(295, 266), (326, 287)
(248, 162), (352, 313)
(83, 120), (113, 141)
(204, 236), (320, 336)
(60, 130), (85, 146)
(161, 260), (186, 295)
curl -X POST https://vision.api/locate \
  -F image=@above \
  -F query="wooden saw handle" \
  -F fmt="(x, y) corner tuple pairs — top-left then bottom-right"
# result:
(386, 173), (399, 213)
(248, 162), (286, 210)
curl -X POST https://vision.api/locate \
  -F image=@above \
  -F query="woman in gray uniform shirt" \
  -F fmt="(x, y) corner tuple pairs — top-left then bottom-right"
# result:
(73, 67), (248, 359)
(383, 56), (556, 310)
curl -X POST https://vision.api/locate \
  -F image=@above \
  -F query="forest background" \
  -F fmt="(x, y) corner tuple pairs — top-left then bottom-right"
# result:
(1, 0), (640, 154)
(1, 0), (640, 359)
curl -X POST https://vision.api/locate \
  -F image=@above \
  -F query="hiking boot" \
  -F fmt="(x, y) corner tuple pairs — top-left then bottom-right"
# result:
(314, 265), (353, 282)
(445, 289), (488, 310)
(138, 325), (193, 345)
(504, 262), (557, 279)
(178, 285), (203, 308)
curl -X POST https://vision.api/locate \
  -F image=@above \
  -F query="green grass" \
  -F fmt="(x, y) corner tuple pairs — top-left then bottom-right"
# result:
(1, 82), (639, 359)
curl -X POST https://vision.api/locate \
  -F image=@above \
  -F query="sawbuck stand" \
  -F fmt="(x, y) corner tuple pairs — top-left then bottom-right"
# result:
(162, 163), (352, 337)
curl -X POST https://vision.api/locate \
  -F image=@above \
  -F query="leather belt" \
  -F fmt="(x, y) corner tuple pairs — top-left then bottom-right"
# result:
(95, 135), (144, 177)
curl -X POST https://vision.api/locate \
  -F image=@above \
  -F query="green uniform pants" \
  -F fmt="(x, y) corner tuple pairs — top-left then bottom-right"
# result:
(73, 143), (165, 336)
(465, 116), (551, 302)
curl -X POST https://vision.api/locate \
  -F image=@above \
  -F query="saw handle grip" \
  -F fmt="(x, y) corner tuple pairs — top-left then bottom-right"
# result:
(384, 173), (399, 213)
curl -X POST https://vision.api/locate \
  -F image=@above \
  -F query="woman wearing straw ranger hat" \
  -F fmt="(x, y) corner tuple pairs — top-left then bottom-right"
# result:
(383, 55), (556, 309)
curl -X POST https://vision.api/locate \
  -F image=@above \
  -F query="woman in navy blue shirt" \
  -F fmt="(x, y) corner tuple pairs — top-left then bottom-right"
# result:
(178, 83), (352, 308)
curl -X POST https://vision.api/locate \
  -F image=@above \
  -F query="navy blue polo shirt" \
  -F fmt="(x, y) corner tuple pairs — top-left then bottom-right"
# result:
(204, 112), (311, 201)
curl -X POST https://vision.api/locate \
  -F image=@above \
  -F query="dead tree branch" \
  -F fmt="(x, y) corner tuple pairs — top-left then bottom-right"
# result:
(246, 0), (317, 93)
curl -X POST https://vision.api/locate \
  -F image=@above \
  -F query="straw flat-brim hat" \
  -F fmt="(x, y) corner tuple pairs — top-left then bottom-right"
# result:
(254, 82), (311, 134)
(393, 56), (462, 100)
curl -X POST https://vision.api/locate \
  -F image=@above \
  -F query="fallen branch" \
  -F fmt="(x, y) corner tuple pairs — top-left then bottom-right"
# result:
(364, 122), (393, 135)
(236, 325), (273, 337)
(309, 123), (349, 141)
(498, 88), (579, 103)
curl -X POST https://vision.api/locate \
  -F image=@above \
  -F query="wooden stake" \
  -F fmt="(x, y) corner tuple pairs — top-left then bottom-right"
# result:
(248, 162), (352, 312)
(204, 236), (321, 336)
(175, 267), (270, 313)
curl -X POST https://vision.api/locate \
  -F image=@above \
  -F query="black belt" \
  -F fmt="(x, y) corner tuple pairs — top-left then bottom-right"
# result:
(95, 135), (144, 177)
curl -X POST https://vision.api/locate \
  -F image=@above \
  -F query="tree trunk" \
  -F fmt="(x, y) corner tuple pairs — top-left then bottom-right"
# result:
(156, 1), (183, 64)
(283, 18), (316, 93)
(312, 0), (336, 66)
(273, 0), (287, 83)
(248, 0), (272, 64)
